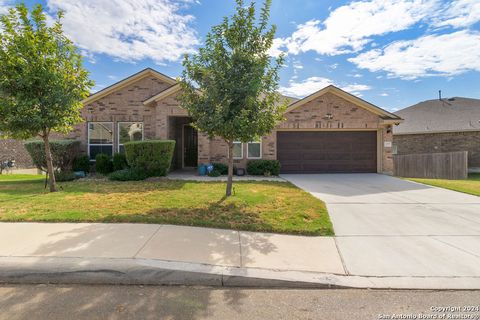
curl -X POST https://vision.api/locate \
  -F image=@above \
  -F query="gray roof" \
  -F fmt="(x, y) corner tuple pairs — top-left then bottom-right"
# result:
(393, 97), (480, 134)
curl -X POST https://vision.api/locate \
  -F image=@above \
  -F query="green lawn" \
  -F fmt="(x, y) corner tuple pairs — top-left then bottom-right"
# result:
(0, 174), (333, 236)
(408, 173), (480, 196)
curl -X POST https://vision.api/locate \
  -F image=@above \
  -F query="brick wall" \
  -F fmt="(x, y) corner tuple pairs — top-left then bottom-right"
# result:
(393, 131), (480, 168)
(0, 139), (33, 168)
(71, 76), (172, 152)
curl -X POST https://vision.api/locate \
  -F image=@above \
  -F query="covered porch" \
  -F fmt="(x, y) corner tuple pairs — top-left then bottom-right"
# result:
(167, 116), (198, 170)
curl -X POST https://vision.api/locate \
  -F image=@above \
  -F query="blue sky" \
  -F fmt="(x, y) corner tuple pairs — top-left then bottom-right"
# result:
(1, 0), (480, 111)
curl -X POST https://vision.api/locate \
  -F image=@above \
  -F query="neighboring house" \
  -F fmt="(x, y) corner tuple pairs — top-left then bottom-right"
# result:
(69, 68), (401, 174)
(393, 97), (480, 170)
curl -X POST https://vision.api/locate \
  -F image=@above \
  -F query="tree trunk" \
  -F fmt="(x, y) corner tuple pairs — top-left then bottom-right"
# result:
(226, 140), (234, 197)
(42, 131), (57, 192)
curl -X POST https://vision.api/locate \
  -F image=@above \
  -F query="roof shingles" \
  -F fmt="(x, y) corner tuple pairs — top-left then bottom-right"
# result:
(394, 97), (480, 134)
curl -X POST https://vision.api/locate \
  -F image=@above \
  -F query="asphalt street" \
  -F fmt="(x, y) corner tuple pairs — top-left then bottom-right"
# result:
(0, 285), (479, 320)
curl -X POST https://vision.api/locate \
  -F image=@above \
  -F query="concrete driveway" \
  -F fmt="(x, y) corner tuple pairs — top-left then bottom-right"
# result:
(282, 174), (480, 277)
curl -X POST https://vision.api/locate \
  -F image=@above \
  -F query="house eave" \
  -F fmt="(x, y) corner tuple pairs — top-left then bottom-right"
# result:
(143, 83), (182, 106)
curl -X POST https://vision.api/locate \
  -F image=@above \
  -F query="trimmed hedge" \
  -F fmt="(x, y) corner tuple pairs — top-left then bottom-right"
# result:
(112, 153), (128, 171)
(55, 170), (77, 182)
(208, 169), (221, 177)
(212, 163), (228, 175)
(73, 155), (90, 173)
(109, 168), (148, 181)
(95, 153), (113, 175)
(246, 160), (281, 176)
(24, 140), (80, 172)
(124, 140), (175, 177)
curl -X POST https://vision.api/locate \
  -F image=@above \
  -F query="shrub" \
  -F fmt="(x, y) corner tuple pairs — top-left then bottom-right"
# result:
(124, 140), (175, 177)
(95, 153), (113, 174)
(24, 140), (80, 172)
(108, 168), (148, 181)
(54, 170), (76, 182)
(24, 140), (81, 172)
(212, 163), (228, 175)
(112, 153), (128, 171)
(73, 155), (90, 173)
(246, 160), (281, 176)
(208, 169), (221, 177)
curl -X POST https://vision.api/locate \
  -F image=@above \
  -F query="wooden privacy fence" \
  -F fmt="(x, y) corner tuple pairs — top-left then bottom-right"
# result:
(394, 151), (468, 180)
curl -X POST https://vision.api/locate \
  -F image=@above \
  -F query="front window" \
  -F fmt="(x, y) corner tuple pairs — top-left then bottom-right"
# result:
(232, 141), (243, 159)
(118, 122), (144, 153)
(247, 140), (262, 159)
(88, 122), (113, 160)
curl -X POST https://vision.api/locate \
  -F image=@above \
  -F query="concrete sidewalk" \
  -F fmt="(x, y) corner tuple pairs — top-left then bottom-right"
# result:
(1, 222), (480, 289)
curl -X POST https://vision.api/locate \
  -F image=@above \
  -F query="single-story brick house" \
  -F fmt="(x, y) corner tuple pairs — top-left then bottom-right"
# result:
(393, 97), (480, 170)
(66, 68), (401, 174)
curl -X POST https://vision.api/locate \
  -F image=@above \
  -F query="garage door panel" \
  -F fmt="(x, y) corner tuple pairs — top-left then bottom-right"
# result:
(277, 131), (377, 173)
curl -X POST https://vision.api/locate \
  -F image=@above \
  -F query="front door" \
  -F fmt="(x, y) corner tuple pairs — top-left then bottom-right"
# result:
(183, 125), (198, 167)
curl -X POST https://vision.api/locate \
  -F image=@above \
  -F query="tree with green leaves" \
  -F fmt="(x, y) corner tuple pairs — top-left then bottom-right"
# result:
(180, 0), (285, 197)
(0, 3), (93, 192)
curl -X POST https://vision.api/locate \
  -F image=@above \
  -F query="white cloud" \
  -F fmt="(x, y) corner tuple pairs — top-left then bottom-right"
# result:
(379, 93), (389, 96)
(342, 84), (371, 95)
(273, 0), (438, 56)
(433, 0), (480, 28)
(91, 84), (106, 93)
(45, 0), (199, 64)
(0, 0), (12, 15)
(349, 30), (480, 79)
(293, 60), (304, 70)
(268, 38), (287, 57)
(279, 77), (371, 98)
(329, 63), (339, 70)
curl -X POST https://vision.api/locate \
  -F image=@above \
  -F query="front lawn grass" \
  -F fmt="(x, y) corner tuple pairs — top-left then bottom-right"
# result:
(0, 175), (333, 236)
(408, 173), (480, 196)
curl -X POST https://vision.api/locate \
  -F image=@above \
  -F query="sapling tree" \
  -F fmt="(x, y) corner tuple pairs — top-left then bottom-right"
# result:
(0, 4), (93, 191)
(180, 0), (285, 196)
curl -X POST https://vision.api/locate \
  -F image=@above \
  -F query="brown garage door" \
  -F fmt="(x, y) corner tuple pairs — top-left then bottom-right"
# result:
(277, 131), (377, 173)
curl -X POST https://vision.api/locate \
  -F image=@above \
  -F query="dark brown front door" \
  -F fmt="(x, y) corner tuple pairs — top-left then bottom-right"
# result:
(183, 125), (198, 167)
(277, 131), (377, 173)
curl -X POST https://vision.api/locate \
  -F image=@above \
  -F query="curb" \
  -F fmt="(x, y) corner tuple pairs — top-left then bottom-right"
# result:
(1, 257), (480, 289)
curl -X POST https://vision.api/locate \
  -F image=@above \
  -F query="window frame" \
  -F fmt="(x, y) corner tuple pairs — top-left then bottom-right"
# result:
(117, 121), (144, 153)
(87, 121), (114, 160)
(232, 141), (243, 159)
(247, 140), (262, 159)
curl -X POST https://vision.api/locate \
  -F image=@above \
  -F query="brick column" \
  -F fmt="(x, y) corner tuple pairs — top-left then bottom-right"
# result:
(197, 132), (210, 164)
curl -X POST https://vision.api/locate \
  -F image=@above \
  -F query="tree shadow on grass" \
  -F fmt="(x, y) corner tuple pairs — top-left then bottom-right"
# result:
(102, 202), (276, 234)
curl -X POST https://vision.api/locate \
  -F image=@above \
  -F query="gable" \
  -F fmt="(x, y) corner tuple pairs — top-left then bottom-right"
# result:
(285, 85), (402, 121)
(279, 92), (381, 130)
(82, 68), (177, 105)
